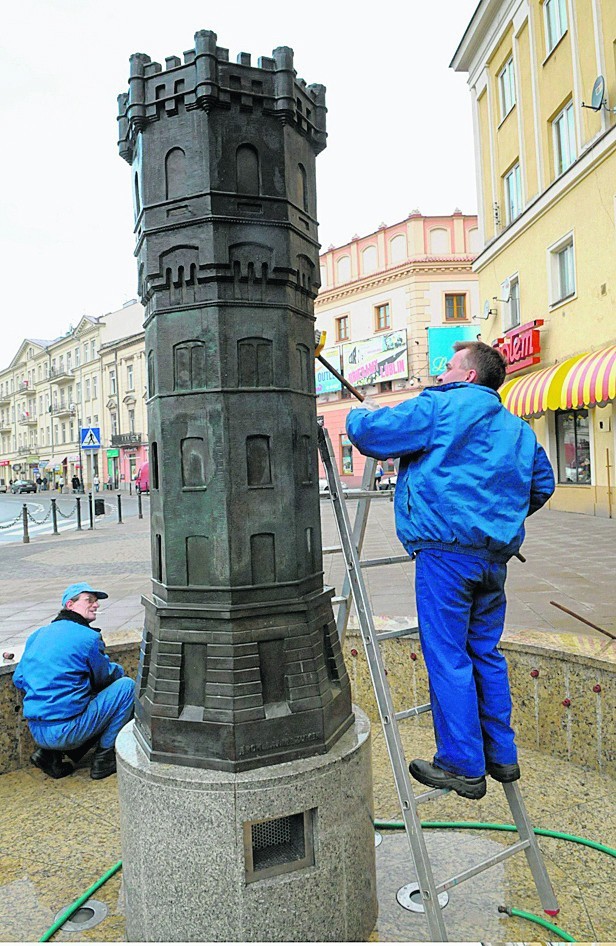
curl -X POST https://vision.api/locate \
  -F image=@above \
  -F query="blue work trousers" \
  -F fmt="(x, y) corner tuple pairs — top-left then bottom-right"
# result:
(29, 677), (135, 752)
(414, 548), (517, 778)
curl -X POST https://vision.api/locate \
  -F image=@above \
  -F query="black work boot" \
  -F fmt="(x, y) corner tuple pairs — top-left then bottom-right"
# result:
(30, 748), (73, 779)
(90, 746), (117, 780)
(486, 761), (521, 783)
(409, 758), (487, 800)
(65, 735), (100, 764)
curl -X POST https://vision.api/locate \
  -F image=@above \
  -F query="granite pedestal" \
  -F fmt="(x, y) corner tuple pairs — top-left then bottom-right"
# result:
(116, 707), (377, 942)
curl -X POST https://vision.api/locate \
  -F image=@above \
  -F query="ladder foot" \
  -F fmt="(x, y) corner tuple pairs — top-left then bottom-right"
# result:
(544, 908), (560, 916)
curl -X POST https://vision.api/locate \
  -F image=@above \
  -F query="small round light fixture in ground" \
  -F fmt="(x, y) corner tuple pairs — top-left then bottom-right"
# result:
(54, 899), (108, 932)
(396, 883), (449, 913)
(374, 831), (382, 847)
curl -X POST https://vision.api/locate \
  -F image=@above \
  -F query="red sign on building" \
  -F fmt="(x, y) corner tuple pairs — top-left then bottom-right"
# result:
(495, 320), (544, 374)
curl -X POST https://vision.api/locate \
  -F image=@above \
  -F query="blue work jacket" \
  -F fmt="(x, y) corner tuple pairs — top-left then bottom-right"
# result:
(346, 382), (555, 562)
(13, 618), (124, 721)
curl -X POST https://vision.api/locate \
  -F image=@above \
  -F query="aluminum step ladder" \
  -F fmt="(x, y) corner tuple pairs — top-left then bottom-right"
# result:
(317, 420), (559, 942)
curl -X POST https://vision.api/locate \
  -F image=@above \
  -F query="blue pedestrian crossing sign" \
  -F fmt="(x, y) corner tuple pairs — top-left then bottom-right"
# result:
(81, 426), (101, 449)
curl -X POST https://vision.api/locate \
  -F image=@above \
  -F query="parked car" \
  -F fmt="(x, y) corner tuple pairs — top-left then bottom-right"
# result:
(318, 478), (349, 496)
(379, 473), (397, 490)
(135, 461), (149, 494)
(0, 480), (6, 493)
(11, 479), (37, 494)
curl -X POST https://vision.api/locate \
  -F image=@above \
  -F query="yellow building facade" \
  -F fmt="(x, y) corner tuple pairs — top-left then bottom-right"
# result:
(453, 0), (616, 517)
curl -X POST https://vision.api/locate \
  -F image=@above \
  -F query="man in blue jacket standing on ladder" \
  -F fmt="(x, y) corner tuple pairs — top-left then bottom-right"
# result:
(346, 341), (555, 800)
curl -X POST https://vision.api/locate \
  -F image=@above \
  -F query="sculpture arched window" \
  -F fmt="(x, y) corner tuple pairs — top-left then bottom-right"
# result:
(174, 341), (207, 391)
(165, 147), (187, 201)
(238, 337), (273, 387)
(134, 171), (141, 216)
(236, 144), (260, 195)
(181, 437), (207, 489)
(298, 163), (308, 211)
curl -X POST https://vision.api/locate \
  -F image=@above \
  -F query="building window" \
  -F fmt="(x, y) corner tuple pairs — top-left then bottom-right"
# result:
(128, 409), (135, 433)
(74, 347), (80, 367)
(499, 57), (516, 119)
(110, 369), (117, 395)
(556, 410), (591, 484)
(335, 315), (349, 342)
(504, 276), (520, 331)
(111, 413), (118, 436)
(553, 102), (576, 176)
(504, 163), (522, 223)
(85, 379), (91, 401)
(545, 0), (567, 53)
(444, 294), (467, 322)
(336, 256), (351, 284)
(127, 364), (134, 390)
(549, 234), (575, 305)
(374, 303), (391, 331)
(93, 375), (98, 399)
(340, 434), (353, 475)
(361, 245), (378, 274)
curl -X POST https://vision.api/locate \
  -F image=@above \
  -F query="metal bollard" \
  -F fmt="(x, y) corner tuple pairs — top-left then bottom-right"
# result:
(22, 505), (30, 544)
(88, 492), (94, 530)
(51, 497), (59, 535)
(117, 493), (123, 524)
(137, 489), (143, 520)
(76, 496), (82, 531)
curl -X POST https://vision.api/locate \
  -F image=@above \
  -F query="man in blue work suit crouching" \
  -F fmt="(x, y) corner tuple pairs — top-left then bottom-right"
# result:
(13, 582), (135, 781)
(346, 341), (555, 799)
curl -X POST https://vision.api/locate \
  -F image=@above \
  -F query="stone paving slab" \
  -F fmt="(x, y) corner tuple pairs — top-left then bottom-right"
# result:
(0, 504), (614, 662)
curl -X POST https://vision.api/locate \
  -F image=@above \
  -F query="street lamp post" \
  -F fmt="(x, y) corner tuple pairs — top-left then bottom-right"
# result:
(70, 403), (83, 490)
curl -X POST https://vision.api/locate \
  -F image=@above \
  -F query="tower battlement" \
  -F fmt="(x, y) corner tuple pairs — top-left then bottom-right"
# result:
(118, 30), (326, 164)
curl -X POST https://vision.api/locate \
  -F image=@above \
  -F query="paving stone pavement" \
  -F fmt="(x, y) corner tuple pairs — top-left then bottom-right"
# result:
(1, 501), (614, 661)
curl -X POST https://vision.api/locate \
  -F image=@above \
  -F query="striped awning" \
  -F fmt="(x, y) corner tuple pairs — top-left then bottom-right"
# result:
(560, 345), (616, 409)
(499, 354), (587, 417)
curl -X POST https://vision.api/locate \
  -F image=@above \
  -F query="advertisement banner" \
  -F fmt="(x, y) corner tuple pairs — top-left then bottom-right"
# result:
(342, 330), (408, 388)
(315, 347), (342, 395)
(427, 325), (478, 376)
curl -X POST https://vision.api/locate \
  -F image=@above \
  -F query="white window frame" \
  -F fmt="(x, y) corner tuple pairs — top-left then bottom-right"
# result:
(504, 163), (522, 224)
(544, 0), (567, 54)
(547, 231), (576, 307)
(498, 57), (516, 120)
(552, 101), (576, 176)
(503, 274), (520, 331)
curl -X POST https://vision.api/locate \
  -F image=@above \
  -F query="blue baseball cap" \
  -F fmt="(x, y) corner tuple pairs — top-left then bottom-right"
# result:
(61, 582), (109, 608)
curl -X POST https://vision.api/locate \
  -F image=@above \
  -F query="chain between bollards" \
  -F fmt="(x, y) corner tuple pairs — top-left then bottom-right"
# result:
(22, 504), (30, 544)
(76, 496), (82, 531)
(88, 492), (94, 530)
(117, 493), (123, 524)
(50, 497), (59, 535)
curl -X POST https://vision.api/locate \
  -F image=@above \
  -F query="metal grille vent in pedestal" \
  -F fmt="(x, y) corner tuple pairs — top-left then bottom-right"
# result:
(244, 809), (316, 882)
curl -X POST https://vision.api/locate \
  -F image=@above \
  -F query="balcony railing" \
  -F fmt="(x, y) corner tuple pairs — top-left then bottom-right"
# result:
(52, 404), (74, 416)
(111, 432), (142, 447)
(48, 368), (73, 383)
(18, 414), (38, 426)
(17, 444), (39, 457)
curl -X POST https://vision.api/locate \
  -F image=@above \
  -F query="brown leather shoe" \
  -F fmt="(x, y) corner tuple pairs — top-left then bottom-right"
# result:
(30, 748), (73, 779)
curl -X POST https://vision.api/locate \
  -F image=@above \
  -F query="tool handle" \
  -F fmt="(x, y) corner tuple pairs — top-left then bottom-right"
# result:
(317, 354), (365, 403)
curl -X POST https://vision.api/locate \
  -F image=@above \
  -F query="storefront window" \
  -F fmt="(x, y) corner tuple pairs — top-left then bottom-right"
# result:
(340, 435), (353, 475)
(556, 410), (591, 484)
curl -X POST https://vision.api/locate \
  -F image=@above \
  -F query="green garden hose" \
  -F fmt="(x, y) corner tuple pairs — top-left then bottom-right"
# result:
(39, 859), (122, 943)
(39, 822), (616, 942)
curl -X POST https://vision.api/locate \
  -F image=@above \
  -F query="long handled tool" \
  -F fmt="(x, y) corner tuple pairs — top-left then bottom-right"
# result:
(315, 330), (365, 402)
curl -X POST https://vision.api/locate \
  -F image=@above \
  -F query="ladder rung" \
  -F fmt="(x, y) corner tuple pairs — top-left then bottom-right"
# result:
(360, 555), (409, 569)
(436, 839), (531, 894)
(322, 545), (342, 555)
(331, 595), (348, 605)
(414, 787), (451, 804)
(395, 703), (432, 721)
(376, 625), (419, 641)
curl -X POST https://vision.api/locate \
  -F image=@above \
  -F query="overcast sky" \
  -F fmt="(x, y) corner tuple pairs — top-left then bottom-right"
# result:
(1, 0), (479, 365)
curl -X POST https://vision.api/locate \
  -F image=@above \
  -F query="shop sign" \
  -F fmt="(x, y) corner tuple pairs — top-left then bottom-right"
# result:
(315, 347), (342, 395)
(496, 320), (544, 374)
(342, 330), (408, 388)
(427, 325), (478, 376)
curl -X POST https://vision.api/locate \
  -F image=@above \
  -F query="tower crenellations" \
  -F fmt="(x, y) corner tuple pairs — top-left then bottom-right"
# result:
(118, 32), (327, 166)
